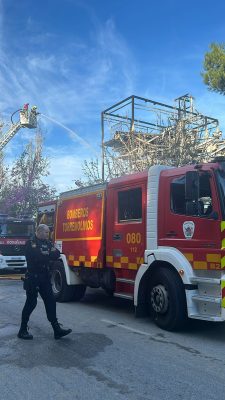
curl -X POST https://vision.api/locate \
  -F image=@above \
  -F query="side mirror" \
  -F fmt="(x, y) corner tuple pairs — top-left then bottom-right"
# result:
(185, 171), (199, 201)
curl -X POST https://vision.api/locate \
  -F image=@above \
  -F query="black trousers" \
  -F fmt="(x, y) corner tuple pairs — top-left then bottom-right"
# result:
(21, 272), (57, 326)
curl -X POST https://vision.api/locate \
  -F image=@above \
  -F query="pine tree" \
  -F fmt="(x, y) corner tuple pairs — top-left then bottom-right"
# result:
(202, 43), (225, 94)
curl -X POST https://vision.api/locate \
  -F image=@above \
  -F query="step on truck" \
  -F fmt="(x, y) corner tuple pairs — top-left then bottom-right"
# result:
(0, 215), (35, 271)
(38, 158), (225, 330)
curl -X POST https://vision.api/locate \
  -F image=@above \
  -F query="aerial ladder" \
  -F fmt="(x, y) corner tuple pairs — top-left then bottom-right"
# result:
(0, 104), (38, 151)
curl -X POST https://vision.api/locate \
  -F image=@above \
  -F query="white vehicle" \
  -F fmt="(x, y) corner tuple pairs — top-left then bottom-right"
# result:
(0, 215), (35, 271)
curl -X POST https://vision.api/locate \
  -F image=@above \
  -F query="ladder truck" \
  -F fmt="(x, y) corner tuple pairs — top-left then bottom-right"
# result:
(0, 103), (38, 150)
(0, 104), (38, 270)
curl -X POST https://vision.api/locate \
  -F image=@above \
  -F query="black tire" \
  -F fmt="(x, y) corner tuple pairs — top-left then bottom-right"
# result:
(148, 267), (187, 331)
(51, 262), (86, 302)
(104, 289), (114, 297)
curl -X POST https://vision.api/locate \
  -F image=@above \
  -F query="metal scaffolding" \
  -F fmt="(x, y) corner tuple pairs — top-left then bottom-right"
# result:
(101, 94), (223, 181)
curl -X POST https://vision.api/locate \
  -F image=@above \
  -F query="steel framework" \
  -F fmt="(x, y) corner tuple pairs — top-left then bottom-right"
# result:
(101, 94), (223, 180)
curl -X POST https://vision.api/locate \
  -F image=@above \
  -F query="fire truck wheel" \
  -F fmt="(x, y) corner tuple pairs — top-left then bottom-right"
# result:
(148, 267), (187, 331)
(51, 262), (86, 302)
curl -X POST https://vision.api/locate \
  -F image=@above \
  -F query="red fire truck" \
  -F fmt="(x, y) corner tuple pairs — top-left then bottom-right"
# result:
(0, 215), (35, 271)
(38, 159), (225, 330)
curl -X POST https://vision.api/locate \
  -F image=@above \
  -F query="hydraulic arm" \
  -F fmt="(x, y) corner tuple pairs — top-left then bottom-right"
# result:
(0, 104), (38, 151)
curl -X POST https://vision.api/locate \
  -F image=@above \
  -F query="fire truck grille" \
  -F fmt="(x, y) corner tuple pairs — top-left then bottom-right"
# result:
(5, 260), (26, 268)
(0, 244), (25, 256)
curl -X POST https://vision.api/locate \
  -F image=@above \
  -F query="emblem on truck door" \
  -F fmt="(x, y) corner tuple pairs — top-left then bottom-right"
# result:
(183, 221), (195, 239)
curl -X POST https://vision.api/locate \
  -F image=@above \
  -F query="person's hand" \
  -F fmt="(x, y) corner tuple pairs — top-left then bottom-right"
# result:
(40, 249), (49, 255)
(50, 247), (57, 252)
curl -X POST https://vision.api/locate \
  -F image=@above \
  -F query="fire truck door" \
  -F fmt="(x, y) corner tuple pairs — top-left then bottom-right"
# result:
(159, 173), (221, 267)
(107, 184), (146, 269)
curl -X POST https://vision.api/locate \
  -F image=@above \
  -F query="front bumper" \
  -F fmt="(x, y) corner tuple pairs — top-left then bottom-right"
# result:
(0, 255), (27, 270)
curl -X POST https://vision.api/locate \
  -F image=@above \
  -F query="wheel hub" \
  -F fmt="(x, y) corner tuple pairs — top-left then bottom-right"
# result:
(150, 284), (169, 314)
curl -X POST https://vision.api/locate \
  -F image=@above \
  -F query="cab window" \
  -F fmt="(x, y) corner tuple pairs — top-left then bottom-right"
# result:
(118, 188), (142, 222)
(171, 174), (212, 217)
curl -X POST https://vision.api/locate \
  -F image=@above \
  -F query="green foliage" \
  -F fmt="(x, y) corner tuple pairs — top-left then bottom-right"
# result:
(202, 43), (225, 94)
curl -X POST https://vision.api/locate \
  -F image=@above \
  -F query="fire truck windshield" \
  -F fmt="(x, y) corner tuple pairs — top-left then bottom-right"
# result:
(0, 222), (35, 238)
(216, 169), (225, 219)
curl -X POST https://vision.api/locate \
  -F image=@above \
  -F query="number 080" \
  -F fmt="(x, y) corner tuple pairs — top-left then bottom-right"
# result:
(126, 232), (141, 244)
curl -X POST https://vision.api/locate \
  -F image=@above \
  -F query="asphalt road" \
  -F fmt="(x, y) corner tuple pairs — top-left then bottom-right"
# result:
(1, 278), (225, 400)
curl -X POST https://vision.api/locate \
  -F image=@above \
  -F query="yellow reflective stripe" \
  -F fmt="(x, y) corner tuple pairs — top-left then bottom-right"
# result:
(206, 254), (221, 263)
(184, 253), (194, 262)
(128, 263), (138, 270)
(79, 256), (85, 261)
(193, 261), (207, 270)
(113, 263), (121, 268)
(221, 257), (225, 269)
(222, 239), (225, 249)
(221, 280), (225, 290)
(85, 262), (91, 267)
(221, 221), (225, 232)
(73, 261), (79, 266)
(121, 257), (128, 263)
(106, 256), (113, 262)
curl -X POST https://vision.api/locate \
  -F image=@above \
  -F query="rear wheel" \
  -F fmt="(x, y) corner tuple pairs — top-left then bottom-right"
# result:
(148, 267), (187, 331)
(51, 262), (86, 302)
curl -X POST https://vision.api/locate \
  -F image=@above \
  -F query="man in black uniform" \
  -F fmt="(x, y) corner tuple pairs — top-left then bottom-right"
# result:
(17, 224), (72, 340)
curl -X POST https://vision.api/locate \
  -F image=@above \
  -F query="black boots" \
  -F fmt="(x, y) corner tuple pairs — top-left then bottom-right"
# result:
(51, 321), (72, 340)
(17, 325), (33, 340)
(17, 321), (72, 340)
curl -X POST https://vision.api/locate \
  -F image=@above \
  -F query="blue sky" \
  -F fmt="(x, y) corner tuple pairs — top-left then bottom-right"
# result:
(1, 0), (225, 192)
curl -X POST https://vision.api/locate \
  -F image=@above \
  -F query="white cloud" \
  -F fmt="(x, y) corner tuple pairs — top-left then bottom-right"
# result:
(27, 55), (56, 72)
(0, 13), (137, 123)
(0, 6), (138, 194)
(43, 147), (91, 193)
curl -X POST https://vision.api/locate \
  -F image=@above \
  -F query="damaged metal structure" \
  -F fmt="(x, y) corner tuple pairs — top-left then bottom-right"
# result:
(101, 94), (224, 180)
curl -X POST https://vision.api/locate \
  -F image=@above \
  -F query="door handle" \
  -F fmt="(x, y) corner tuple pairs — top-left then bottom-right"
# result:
(113, 233), (122, 241)
(166, 231), (177, 237)
(201, 243), (216, 248)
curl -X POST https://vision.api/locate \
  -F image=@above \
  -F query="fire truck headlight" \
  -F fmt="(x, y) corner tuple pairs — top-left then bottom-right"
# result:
(0, 256), (5, 266)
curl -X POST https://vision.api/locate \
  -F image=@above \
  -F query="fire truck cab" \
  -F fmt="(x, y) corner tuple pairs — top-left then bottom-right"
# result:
(39, 159), (225, 331)
(0, 215), (35, 271)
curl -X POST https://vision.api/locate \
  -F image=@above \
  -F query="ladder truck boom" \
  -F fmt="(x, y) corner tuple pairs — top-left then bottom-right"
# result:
(0, 104), (38, 151)
(0, 122), (21, 151)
